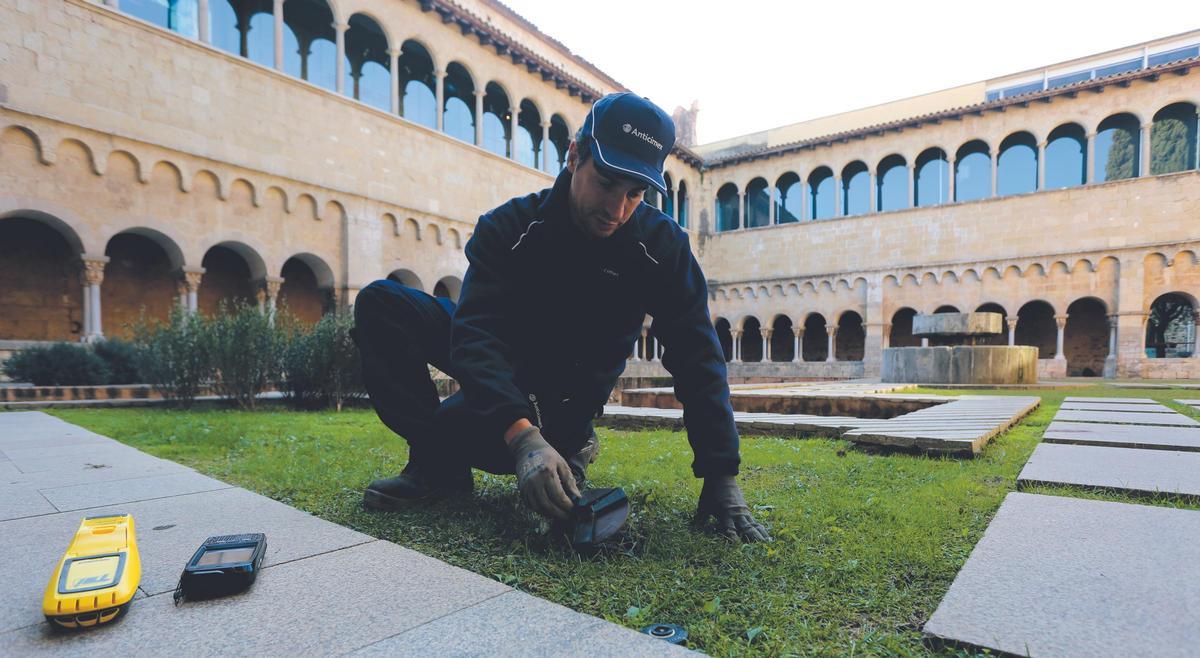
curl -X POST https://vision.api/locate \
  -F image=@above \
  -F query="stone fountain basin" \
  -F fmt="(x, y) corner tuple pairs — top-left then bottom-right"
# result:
(882, 346), (1039, 385)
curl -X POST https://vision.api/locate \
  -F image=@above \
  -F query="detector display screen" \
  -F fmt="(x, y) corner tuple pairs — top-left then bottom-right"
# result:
(195, 547), (255, 566)
(62, 555), (121, 592)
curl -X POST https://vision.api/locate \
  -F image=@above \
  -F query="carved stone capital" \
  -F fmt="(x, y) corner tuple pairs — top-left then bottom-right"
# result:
(80, 258), (108, 286)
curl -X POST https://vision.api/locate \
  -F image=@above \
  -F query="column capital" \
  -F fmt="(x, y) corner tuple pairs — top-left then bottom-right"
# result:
(540, 120), (551, 129)
(1108, 314), (1120, 328)
(761, 328), (773, 339)
(825, 324), (838, 336)
(1054, 314), (1069, 328)
(474, 89), (485, 98)
(79, 256), (109, 286)
(333, 21), (349, 32)
(273, 0), (285, 6)
(1006, 317), (1019, 329)
(435, 69), (447, 78)
(387, 47), (401, 58)
(179, 267), (205, 293)
(793, 326), (805, 337)
(263, 276), (285, 298)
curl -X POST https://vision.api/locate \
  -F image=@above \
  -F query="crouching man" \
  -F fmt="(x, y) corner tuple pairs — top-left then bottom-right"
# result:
(353, 92), (769, 542)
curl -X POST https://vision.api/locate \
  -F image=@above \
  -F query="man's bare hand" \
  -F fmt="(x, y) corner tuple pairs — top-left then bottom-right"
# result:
(694, 475), (771, 542)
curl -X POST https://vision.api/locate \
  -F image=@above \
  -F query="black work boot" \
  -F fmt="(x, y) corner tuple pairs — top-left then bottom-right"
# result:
(363, 461), (473, 511)
(567, 433), (600, 491)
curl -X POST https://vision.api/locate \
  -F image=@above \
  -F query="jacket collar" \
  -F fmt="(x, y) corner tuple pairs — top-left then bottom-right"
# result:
(538, 168), (644, 248)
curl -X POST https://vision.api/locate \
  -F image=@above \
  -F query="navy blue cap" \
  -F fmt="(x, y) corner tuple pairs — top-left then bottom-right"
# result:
(581, 93), (676, 195)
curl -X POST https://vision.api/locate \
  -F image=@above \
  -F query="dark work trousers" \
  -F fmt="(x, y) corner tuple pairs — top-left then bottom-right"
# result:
(352, 279), (591, 475)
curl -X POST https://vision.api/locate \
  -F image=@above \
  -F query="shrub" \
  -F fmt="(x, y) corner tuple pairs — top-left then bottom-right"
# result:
(2, 342), (110, 386)
(209, 302), (284, 410)
(93, 338), (142, 385)
(133, 307), (214, 407)
(281, 311), (364, 411)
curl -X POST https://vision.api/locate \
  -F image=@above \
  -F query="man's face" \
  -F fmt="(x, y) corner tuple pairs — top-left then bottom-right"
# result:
(566, 141), (648, 239)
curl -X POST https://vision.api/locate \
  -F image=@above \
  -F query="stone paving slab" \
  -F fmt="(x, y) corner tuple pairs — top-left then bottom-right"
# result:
(1057, 402), (1174, 413)
(924, 492), (1200, 657)
(1063, 396), (1158, 404)
(0, 411), (685, 656)
(37, 471), (232, 512)
(0, 487), (375, 634)
(0, 541), (513, 656)
(351, 590), (694, 657)
(1043, 421), (1200, 452)
(1018, 443), (1200, 499)
(1177, 399), (1200, 409)
(1053, 409), (1200, 426)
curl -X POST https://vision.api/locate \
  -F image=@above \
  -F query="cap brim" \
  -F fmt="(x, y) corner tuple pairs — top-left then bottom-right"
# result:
(590, 139), (668, 196)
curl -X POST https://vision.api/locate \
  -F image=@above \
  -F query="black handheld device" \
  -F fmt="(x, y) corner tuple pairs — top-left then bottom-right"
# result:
(173, 533), (267, 604)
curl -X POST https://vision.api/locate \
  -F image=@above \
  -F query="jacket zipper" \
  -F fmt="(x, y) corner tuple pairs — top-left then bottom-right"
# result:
(528, 393), (543, 428)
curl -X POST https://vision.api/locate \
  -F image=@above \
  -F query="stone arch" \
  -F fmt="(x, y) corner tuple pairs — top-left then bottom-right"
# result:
(323, 200), (346, 222)
(387, 268), (424, 292)
(0, 124), (49, 165)
(802, 312), (828, 362)
(428, 223), (443, 245)
(149, 160), (187, 193)
(889, 307), (920, 347)
(770, 314), (795, 362)
(198, 241), (268, 315)
(1015, 299), (1057, 359)
(433, 275), (462, 302)
(1145, 292), (1197, 358)
(974, 302), (1009, 346)
(294, 193), (319, 222)
(836, 310), (865, 361)
(57, 138), (101, 175)
(280, 253), (335, 324)
(740, 316), (763, 362)
(0, 211), (88, 340)
(1064, 297), (1109, 376)
(106, 150), (146, 184)
(264, 186), (290, 213)
(102, 228), (184, 336)
(193, 169), (226, 200)
(405, 218), (422, 240)
(447, 228), (462, 249)
(229, 178), (258, 208)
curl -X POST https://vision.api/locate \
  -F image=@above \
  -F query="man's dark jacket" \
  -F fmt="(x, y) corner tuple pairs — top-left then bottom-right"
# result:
(447, 169), (739, 478)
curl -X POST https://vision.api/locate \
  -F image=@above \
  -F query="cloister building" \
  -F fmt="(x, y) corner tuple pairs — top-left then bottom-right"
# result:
(1, 1), (1199, 380)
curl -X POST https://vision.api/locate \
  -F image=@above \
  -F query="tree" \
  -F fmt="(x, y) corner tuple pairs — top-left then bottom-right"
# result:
(1150, 115), (1197, 175)
(1104, 128), (1137, 181)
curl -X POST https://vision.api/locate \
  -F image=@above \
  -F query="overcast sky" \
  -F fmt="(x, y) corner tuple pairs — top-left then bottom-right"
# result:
(500, 0), (1197, 145)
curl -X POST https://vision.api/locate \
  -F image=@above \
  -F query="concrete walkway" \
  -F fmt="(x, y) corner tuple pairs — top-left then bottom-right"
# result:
(0, 412), (691, 656)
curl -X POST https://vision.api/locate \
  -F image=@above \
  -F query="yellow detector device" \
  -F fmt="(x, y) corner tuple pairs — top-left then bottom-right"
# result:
(42, 513), (141, 630)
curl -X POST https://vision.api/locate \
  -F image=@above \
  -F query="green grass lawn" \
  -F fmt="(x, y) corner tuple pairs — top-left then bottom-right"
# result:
(49, 385), (1200, 656)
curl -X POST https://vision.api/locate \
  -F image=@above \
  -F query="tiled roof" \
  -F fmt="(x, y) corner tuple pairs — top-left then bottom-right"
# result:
(703, 55), (1200, 169)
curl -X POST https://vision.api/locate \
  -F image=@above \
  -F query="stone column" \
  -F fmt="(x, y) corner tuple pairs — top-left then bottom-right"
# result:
(80, 257), (109, 342)
(388, 47), (400, 115)
(1037, 140), (1047, 190)
(833, 176), (842, 216)
(198, 0), (210, 43)
(731, 330), (742, 363)
(649, 334), (659, 362)
(1139, 122), (1152, 177)
(540, 121), (550, 172)
(263, 277), (284, 321)
(508, 106), (519, 160)
(906, 164), (916, 208)
(881, 324), (892, 348)
(825, 325), (837, 363)
(947, 157), (956, 201)
(435, 69), (446, 131)
(334, 21), (348, 95)
(921, 337), (930, 347)
(990, 152), (998, 196)
(1085, 132), (1096, 184)
(1006, 316), (1018, 346)
(761, 329), (772, 362)
(792, 327), (802, 363)
(1054, 314), (1068, 361)
(473, 91), (484, 146)
(1104, 314), (1119, 377)
(180, 268), (204, 313)
(868, 172), (877, 213)
(273, 0), (285, 71)
(639, 329), (648, 361)
(738, 191), (746, 228)
(1193, 311), (1200, 359)
(767, 186), (776, 225)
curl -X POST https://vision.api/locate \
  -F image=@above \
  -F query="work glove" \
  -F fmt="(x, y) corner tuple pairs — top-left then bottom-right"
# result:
(509, 426), (581, 520)
(694, 475), (772, 543)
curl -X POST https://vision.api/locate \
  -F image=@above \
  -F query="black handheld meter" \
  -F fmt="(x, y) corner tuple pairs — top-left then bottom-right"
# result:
(173, 533), (267, 604)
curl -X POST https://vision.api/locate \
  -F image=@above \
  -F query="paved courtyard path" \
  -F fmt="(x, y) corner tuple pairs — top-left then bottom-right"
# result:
(925, 398), (1200, 656)
(0, 412), (691, 657)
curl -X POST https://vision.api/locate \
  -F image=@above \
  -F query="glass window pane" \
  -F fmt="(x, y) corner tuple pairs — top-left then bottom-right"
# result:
(844, 170), (870, 216)
(403, 81), (437, 128)
(1047, 71), (1091, 89)
(444, 97), (474, 144)
(878, 164), (908, 211)
(998, 142), (1037, 195)
(916, 157), (948, 207)
(1045, 132), (1085, 189)
(1095, 59), (1141, 79)
(955, 151), (991, 202)
(1148, 46), (1199, 68)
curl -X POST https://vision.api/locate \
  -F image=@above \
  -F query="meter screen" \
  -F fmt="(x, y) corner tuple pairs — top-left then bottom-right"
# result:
(196, 547), (255, 566)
